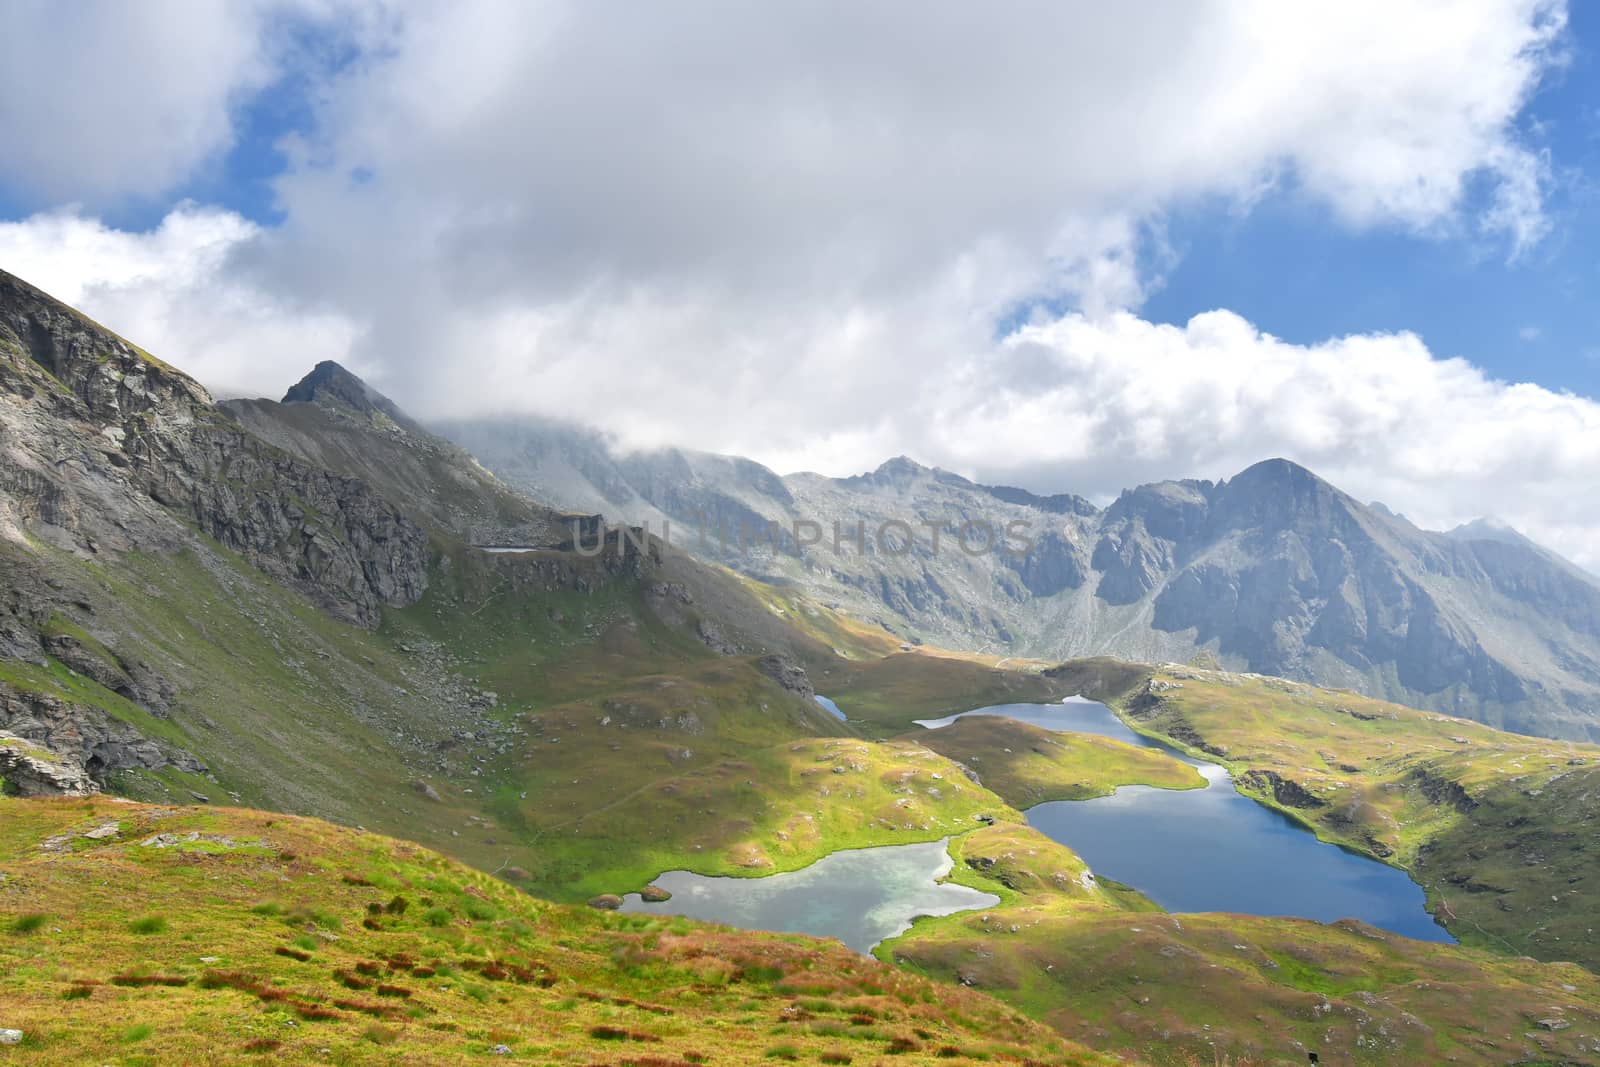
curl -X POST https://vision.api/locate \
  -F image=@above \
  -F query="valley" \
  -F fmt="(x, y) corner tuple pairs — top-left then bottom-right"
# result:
(0, 268), (1596, 1067)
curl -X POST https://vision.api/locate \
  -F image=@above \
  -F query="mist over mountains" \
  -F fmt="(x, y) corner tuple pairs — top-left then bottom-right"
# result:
(437, 414), (1600, 741)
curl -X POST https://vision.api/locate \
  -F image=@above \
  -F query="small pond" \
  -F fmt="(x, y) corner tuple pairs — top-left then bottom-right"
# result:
(813, 693), (846, 720)
(618, 838), (999, 953)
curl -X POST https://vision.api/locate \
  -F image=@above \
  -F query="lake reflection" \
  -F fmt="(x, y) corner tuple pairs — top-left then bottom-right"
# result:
(618, 838), (998, 953)
(919, 698), (1454, 943)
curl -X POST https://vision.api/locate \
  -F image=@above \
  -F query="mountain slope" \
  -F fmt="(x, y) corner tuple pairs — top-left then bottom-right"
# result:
(436, 417), (1600, 739)
(0, 269), (1072, 906)
(0, 796), (1105, 1065)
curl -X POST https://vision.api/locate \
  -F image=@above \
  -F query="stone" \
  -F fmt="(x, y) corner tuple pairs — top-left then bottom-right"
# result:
(81, 822), (120, 840)
(0, 1029), (20, 1045)
(0, 733), (99, 797)
(586, 894), (624, 911)
(639, 885), (672, 903)
(756, 653), (814, 700)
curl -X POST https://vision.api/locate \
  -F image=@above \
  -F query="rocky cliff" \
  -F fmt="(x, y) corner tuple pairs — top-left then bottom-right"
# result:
(0, 269), (428, 627)
(0, 268), (438, 791)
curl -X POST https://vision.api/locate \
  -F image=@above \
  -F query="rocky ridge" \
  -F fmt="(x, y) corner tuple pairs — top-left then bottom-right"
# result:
(437, 417), (1600, 740)
(0, 269), (429, 628)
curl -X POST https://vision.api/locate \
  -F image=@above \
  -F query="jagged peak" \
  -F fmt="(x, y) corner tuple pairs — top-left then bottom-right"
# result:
(1447, 516), (1536, 548)
(981, 482), (1100, 517)
(282, 360), (419, 431)
(874, 455), (928, 477)
(1226, 457), (1325, 488)
(837, 454), (936, 490)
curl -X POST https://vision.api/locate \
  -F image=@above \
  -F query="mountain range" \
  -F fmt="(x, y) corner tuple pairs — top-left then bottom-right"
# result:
(433, 415), (1600, 741)
(5, 267), (1600, 1066)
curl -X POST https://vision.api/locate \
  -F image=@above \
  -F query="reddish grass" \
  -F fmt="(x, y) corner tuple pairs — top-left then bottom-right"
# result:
(111, 974), (189, 987)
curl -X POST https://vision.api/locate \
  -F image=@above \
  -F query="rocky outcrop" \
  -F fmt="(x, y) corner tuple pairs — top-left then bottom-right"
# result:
(1406, 767), (1478, 814)
(757, 653), (815, 701)
(161, 428), (429, 626)
(0, 681), (203, 784)
(1237, 769), (1328, 810)
(696, 618), (740, 655)
(0, 732), (97, 796)
(40, 632), (176, 717)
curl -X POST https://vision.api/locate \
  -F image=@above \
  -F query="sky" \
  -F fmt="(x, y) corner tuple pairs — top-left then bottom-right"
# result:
(0, 0), (1597, 569)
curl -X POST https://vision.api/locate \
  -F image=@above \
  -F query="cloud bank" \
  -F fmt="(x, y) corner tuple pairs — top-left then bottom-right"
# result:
(0, 0), (1594, 567)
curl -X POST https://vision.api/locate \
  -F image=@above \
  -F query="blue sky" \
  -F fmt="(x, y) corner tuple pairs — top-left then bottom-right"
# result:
(1145, 86), (1600, 402)
(0, 2), (1597, 567)
(1140, 4), (1600, 403)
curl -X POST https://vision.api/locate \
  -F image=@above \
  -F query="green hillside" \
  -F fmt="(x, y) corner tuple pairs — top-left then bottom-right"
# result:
(0, 796), (1111, 1065)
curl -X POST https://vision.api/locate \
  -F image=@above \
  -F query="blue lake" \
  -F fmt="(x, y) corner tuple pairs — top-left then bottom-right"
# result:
(917, 698), (1453, 943)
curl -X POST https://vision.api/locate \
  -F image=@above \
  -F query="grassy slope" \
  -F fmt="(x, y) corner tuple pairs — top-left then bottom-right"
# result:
(374, 547), (1075, 901)
(810, 653), (1071, 729)
(731, 575), (904, 660)
(877, 672), (1600, 1066)
(4, 525), (1095, 907)
(0, 796), (1118, 1066)
(902, 717), (1204, 807)
(1117, 665), (1600, 969)
(886, 818), (1600, 1067)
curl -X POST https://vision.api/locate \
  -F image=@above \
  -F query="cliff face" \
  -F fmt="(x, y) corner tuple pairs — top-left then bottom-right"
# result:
(0, 268), (435, 792)
(0, 269), (428, 628)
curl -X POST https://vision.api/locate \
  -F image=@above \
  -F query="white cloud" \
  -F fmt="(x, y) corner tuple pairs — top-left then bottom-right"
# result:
(0, 2), (277, 206)
(923, 310), (1600, 571)
(0, 0), (386, 209)
(0, 0), (1592, 568)
(0, 208), (359, 396)
(238, 0), (1565, 410)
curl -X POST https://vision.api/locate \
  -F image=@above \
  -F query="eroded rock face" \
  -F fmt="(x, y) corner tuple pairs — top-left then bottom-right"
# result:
(757, 653), (815, 701)
(0, 269), (428, 628)
(0, 731), (98, 796)
(0, 681), (203, 784)
(1237, 769), (1327, 810)
(40, 632), (176, 717)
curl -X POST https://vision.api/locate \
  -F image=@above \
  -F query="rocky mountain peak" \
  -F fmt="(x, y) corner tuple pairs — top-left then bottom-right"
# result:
(283, 360), (420, 432)
(1210, 456), (1355, 531)
(843, 455), (932, 490)
(1223, 457), (1327, 494)
(1448, 516), (1533, 548)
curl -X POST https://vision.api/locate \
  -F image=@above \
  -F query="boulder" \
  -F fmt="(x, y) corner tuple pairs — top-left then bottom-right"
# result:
(757, 653), (814, 701)
(0, 733), (97, 796)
